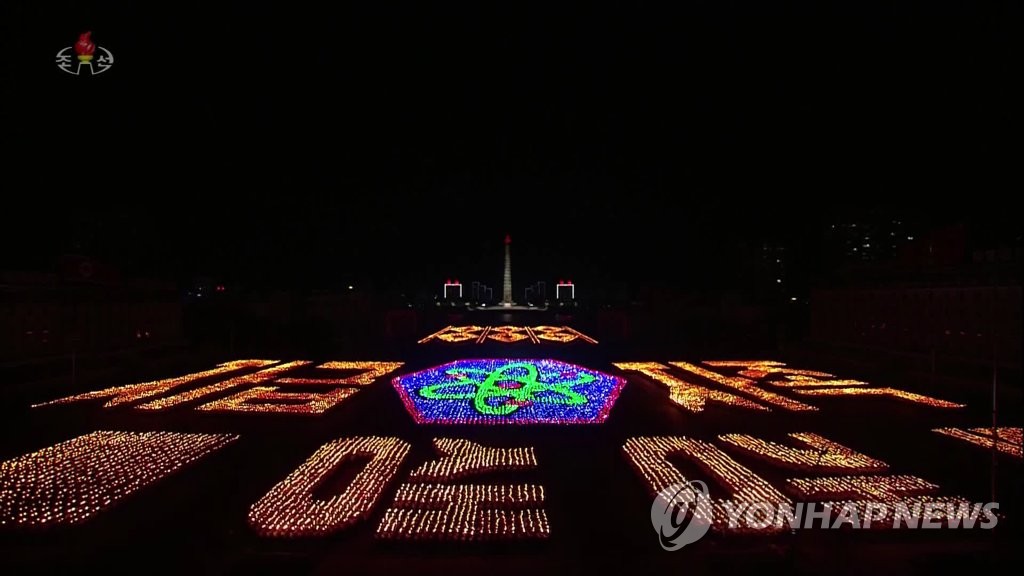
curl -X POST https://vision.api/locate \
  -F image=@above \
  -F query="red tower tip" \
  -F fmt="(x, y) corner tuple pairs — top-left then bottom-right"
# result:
(505, 234), (511, 245)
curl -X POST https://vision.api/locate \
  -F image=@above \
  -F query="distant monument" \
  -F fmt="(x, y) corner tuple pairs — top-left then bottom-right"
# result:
(501, 234), (513, 307)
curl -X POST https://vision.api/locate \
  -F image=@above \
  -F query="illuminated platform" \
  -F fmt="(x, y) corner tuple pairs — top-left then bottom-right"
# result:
(392, 359), (625, 424)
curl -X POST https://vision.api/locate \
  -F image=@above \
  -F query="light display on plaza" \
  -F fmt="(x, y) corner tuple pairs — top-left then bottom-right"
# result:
(532, 325), (598, 344)
(378, 437), (549, 541)
(408, 438), (538, 482)
(670, 361), (817, 412)
(615, 360), (964, 412)
(933, 427), (1023, 458)
(6, 346), (1006, 543)
(0, 431), (237, 529)
(249, 436), (411, 538)
(137, 361), (312, 410)
(417, 325), (488, 344)
(621, 431), (982, 531)
(484, 325), (532, 343)
(790, 386), (964, 408)
(697, 360), (963, 408)
(33, 360), (404, 415)
(393, 359), (626, 424)
(612, 362), (768, 413)
(786, 474), (940, 501)
(278, 361), (405, 386)
(718, 432), (889, 473)
(811, 497), (987, 529)
(31, 359), (278, 408)
(417, 325), (598, 345)
(622, 436), (792, 534)
(377, 484), (550, 541)
(197, 361), (404, 415)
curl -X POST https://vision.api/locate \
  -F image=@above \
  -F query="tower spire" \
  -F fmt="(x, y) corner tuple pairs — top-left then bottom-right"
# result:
(501, 234), (513, 306)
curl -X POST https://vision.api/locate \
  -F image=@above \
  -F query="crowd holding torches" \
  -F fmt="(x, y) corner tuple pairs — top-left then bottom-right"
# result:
(198, 361), (404, 415)
(34, 360), (403, 416)
(277, 361), (404, 386)
(791, 386), (964, 408)
(813, 496), (984, 529)
(613, 363), (767, 413)
(377, 484), (549, 541)
(377, 437), (548, 541)
(0, 431), (236, 528)
(622, 436), (791, 534)
(689, 360), (962, 408)
(417, 326), (487, 344)
(485, 326), (532, 343)
(408, 438), (538, 482)
(786, 474), (938, 500)
(703, 360), (835, 380)
(933, 427), (1023, 458)
(671, 362), (817, 412)
(11, 352), (998, 541)
(138, 361), (312, 410)
(198, 386), (360, 415)
(32, 360), (277, 408)
(532, 325), (597, 343)
(249, 437), (410, 537)
(418, 325), (597, 345)
(718, 432), (889, 473)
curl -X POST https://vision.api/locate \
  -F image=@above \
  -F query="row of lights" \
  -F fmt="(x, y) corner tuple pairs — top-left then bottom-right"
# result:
(703, 360), (835, 380)
(718, 432), (889, 473)
(791, 386), (964, 408)
(816, 497), (980, 530)
(533, 325), (598, 344)
(624, 433), (978, 531)
(485, 326), (532, 344)
(197, 362), (405, 415)
(0, 431), (237, 528)
(622, 436), (791, 534)
(32, 360), (277, 408)
(418, 326), (599, 345)
(786, 474), (938, 500)
(136, 361), (311, 410)
(376, 484), (550, 541)
(767, 376), (869, 388)
(933, 427), (1023, 458)
(197, 386), (360, 415)
(700, 360), (962, 407)
(613, 363), (767, 413)
(618, 360), (963, 411)
(248, 437), (410, 538)
(670, 362), (817, 412)
(36, 361), (405, 416)
(417, 325), (487, 344)
(277, 361), (405, 386)
(408, 438), (538, 482)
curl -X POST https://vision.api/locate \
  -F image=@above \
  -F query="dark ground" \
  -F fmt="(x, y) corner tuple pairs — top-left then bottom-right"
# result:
(0, 311), (1020, 576)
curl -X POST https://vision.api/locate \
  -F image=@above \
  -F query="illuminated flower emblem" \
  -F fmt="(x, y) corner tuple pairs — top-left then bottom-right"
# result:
(393, 359), (626, 424)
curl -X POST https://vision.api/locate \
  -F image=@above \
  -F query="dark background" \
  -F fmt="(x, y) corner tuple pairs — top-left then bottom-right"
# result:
(2, 1), (1019, 294)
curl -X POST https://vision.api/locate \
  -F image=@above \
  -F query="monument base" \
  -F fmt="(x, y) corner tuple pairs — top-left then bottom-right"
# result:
(471, 304), (546, 312)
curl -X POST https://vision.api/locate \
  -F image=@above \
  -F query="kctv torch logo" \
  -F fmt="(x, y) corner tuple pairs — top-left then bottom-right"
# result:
(56, 31), (114, 75)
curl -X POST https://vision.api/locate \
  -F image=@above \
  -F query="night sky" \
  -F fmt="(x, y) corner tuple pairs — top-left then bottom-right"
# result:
(3, 1), (1018, 292)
